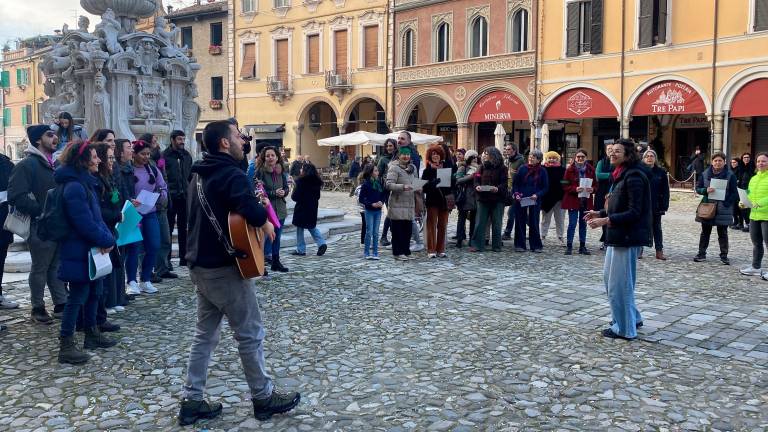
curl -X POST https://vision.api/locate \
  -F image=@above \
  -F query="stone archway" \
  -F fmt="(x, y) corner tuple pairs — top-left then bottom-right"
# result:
(298, 99), (339, 167)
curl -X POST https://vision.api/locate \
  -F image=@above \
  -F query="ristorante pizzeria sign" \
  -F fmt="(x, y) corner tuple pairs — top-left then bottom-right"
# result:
(632, 80), (706, 115)
(468, 91), (529, 122)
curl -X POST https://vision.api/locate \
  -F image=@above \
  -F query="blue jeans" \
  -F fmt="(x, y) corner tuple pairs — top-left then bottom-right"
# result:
(264, 218), (285, 258)
(60, 280), (103, 337)
(567, 209), (588, 247)
(126, 212), (161, 283)
(364, 209), (382, 256)
(604, 246), (643, 339)
(295, 227), (326, 254)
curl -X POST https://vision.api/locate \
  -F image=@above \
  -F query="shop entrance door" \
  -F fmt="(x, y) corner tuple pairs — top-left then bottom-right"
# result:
(675, 128), (710, 178)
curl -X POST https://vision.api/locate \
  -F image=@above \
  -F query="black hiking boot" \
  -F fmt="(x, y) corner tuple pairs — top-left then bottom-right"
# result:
(84, 326), (117, 349)
(58, 335), (89, 365)
(252, 390), (301, 421)
(178, 399), (223, 426)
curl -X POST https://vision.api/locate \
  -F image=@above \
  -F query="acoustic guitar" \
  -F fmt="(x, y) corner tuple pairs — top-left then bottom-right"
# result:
(227, 212), (266, 278)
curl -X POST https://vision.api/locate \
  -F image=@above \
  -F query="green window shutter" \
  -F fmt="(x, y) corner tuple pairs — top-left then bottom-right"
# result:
(590, 0), (604, 54)
(566, 2), (580, 57)
(0, 71), (8, 88)
(21, 107), (27, 126)
(16, 69), (21, 85)
(4, 108), (11, 127)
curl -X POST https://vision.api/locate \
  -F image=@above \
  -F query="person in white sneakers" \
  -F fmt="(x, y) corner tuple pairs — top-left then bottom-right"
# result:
(741, 153), (768, 278)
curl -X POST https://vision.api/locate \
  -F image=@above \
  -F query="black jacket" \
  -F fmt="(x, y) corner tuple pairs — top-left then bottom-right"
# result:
(0, 154), (14, 244)
(162, 146), (193, 200)
(648, 165), (670, 215)
(115, 162), (135, 201)
(601, 163), (652, 248)
(8, 146), (55, 218)
(421, 164), (452, 209)
(96, 173), (123, 234)
(290, 175), (322, 229)
(541, 165), (566, 212)
(186, 152), (267, 269)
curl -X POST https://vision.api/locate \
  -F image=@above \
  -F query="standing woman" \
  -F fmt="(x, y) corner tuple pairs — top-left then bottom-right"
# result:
(540, 151), (566, 244)
(385, 147), (418, 261)
(730, 157), (745, 230)
(55, 142), (116, 364)
(454, 151), (479, 248)
(125, 140), (167, 295)
(742, 153), (768, 277)
(290, 162), (328, 257)
(469, 147), (507, 252)
(643, 149), (670, 260)
(421, 145), (451, 258)
(737, 152), (755, 232)
(255, 146), (290, 272)
(51, 112), (88, 155)
(358, 164), (386, 259)
(585, 138), (652, 340)
(561, 149), (597, 255)
(377, 139), (397, 246)
(694, 152), (738, 265)
(513, 150), (549, 253)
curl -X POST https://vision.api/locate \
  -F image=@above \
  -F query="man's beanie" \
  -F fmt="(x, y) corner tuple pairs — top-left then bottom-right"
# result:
(27, 125), (52, 145)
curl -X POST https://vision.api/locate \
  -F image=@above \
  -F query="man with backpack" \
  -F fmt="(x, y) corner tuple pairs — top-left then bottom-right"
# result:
(7, 125), (69, 324)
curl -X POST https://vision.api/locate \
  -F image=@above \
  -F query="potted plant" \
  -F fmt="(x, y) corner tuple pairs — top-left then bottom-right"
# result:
(209, 99), (222, 109)
(208, 44), (222, 55)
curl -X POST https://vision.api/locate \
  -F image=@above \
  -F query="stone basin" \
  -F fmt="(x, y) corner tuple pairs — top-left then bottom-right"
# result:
(80, 0), (158, 18)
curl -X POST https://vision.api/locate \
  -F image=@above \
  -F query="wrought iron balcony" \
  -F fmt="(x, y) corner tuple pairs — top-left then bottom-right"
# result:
(325, 69), (352, 100)
(266, 75), (293, 103)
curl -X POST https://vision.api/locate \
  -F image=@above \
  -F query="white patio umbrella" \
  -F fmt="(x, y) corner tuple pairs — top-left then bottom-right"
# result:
(494, 123), (506, 150)
(386, 131), (444, 146)
(317, 131), (387, 147)
(540, 123), (550, 153)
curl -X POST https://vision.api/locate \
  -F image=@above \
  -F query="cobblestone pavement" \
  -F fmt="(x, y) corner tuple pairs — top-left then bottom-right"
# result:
(0, 191), (766, 431)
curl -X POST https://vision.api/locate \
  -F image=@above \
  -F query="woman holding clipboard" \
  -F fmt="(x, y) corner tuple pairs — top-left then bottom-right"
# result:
(693, 152), (737, 265)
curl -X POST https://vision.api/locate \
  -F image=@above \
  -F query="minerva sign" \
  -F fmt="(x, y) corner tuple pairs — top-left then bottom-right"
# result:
(632, 80), (706, 116)
(468, 91), (528, 123)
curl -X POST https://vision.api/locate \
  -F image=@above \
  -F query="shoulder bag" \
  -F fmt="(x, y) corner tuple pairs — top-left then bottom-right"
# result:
(4, 192), (35, 240)
(696, 201), (717, 220)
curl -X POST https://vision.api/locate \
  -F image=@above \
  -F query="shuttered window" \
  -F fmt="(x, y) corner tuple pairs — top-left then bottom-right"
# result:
(210, 22), (223, 46)
(2, 108), (9, 127)
(334, 30), (348, 72)
(364, 26), (379, 68)
(756, 0), (768, 31)
(211, 77), (223, 100)
(20, 106), (27, 126)
(26, 105), (32, 125)
(276, 39), (289, 82)
(307, 34), (320, 73)
(566, 1), (602, 56)
(638, 0), (667, 48)
(240, 43), (256, 79)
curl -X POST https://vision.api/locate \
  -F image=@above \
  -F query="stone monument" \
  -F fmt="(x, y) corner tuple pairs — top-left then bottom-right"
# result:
(40, 0), (201, 155)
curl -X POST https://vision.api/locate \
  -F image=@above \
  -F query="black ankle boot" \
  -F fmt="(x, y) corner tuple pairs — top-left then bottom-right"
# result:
(271, 256), (289, 273)
(178, 399), (223, 426)
(84, 326), (117, 349)
(58, 335), (89, 365)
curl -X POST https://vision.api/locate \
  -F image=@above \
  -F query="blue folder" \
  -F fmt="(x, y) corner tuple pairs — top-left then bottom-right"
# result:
(115, 201), (144, 247)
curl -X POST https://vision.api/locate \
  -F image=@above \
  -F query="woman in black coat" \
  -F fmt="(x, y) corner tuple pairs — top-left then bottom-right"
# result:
(694, 152), (738, 265)
(642, 149), (670, 260)
(291, 162), (328, 256)
(734, 153), (755, 232)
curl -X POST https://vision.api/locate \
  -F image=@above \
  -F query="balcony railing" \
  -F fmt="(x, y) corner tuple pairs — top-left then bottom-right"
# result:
(325, 69), (352, 99)
(394, 51), (535, 85)
(266, 75), (293, 103)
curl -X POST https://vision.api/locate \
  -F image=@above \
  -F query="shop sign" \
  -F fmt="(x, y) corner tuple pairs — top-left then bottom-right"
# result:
(632, 81), (706, 116)
(567, 91), (593, 116)
(676, 115), (710, 129)
(437, 124), (458, 133)
(468, 91), (529, 123)
(542, 88), (619, 120)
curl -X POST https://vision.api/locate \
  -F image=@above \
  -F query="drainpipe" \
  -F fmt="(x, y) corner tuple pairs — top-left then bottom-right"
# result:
(384, 0), (390, 136)
(620, 0), (627, 139)
(389, 0), (396, 132)
(532, 0), (541, 149)
(710, 0), (720, 153)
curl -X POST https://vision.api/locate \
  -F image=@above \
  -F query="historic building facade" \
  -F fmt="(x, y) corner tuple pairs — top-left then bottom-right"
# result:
(167, 0), (230, 146)
(0, 37), (57, 159)
(230, 0), (389, 165)
(537, 0), (768, 177)
(392, 0), (537, 153)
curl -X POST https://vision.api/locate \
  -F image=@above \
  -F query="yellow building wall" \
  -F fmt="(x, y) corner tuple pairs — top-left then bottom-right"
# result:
(233, 0), (388, 166)
(2, 49), (49, 154)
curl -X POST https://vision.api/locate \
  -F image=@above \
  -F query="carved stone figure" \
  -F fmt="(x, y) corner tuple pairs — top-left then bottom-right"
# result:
(78, 16), (90, 33)
(136, 38), (159, 75)
(154, 16), (186, 58)
(92, 74), (111, 131)
(157, 85), (173, 120)
(96, 9), (124, 54)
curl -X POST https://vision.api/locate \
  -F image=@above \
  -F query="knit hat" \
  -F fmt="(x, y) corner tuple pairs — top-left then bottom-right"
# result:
(464, 150), (478, 159)
(544, 151), (561, 161)
(26, 125), (53, 146)
(398, 146), (412, 155)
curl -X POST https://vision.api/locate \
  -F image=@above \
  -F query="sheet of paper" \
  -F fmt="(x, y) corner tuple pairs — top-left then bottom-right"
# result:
(0, 191), (7, 204)
(708, 178), (727, 201)
(115, 201), (144, 247)
(436, 168), (453, 188)
(477, 185), (495, 192)
(135, 190), (160, 214)
(578, 178), (593, 198)
(89, 248), (113, 280)
(520, 197), (536, 207)
(738, 188), (753, 208)
(411, 179), (428, 191)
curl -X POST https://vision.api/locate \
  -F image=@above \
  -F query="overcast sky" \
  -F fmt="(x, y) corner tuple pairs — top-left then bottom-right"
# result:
(0, 0), (197, 48)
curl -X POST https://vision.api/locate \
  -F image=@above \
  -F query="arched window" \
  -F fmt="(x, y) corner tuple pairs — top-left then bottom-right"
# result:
(402, 29), (415, 66)
(511, 9), (529, 52)
(470, 16), (488, 58)
(436, 22), (450, 62)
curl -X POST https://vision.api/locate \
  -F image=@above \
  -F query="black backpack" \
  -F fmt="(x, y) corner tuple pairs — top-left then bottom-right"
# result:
(37, 182), (90, 242)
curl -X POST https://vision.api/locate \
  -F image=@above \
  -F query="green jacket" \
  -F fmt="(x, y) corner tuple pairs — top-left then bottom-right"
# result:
(748, 169), (768, 221)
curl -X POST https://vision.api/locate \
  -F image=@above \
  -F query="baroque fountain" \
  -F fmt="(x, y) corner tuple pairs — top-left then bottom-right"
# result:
(40, 0), (201, 154)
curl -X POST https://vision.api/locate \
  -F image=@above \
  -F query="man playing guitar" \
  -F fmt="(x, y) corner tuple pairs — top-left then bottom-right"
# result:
(178, 120), (300, 426)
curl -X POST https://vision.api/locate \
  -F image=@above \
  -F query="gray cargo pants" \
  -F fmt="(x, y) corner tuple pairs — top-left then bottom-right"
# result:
(183, 265), (274, 401)
(28, 226), (68, 308)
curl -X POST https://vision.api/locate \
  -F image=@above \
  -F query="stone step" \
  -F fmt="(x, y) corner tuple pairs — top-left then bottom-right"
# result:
(3, 215), (361, 273)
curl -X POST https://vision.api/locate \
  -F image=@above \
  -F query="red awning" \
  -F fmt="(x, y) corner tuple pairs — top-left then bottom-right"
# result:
(542, 88), (618, 120)
(631, 80), (706, 116)
(731, 78), (768, 118)
(468, 91), (529, 123)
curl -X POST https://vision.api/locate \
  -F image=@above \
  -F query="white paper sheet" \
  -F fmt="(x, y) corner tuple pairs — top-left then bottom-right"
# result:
(89, 248), (113, 280)
(436, 168), (453, 188)
(411, 179), (428, 191)
(0, 191), (7, 204)
(578, 178), (593, 198)
(708, 178), (727, 201)
(135, 190), (160, 214)
(738, 188), (753, 208)
(520, 197), (536, 207)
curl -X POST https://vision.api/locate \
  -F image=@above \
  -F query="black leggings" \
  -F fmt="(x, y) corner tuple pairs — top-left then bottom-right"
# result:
(390, 220), (412, 256)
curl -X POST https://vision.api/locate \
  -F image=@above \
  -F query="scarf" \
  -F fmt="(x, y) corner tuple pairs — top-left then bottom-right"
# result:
(611, 165), (626, 181)
(576, 162), (587, 178)
(370, 178), (383, 192)
(524, 163), (542, 183)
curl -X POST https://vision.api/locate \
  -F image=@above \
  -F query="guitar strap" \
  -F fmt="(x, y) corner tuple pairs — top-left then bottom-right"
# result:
(195, 175), (246, 259)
